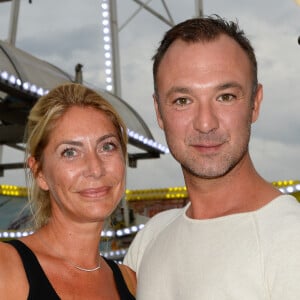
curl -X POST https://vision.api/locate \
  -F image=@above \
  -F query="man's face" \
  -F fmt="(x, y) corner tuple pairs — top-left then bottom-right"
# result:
(154, 35), (262, 179)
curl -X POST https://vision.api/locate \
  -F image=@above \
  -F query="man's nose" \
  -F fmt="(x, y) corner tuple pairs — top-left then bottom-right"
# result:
(192, 101), (219, 134)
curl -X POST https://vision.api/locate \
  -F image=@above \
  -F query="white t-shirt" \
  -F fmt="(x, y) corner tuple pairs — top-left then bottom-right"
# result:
(124, 195), (300, 300)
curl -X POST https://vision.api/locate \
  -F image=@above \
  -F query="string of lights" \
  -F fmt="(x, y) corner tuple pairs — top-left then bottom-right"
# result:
(100, 0), (113, 92)
(0, 224), (145, 240)
(0, 69), (169, 154)
(0, 69), (49, 97)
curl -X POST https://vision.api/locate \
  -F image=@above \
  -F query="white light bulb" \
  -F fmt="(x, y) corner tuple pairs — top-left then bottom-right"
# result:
(23, 82), (30, 90)
(9, 75), (16, 84)
(101, 3), (108, 10)
(103, 36), (110, 42)
(105, 68), (112, 75)
(0, 71), (9, 80)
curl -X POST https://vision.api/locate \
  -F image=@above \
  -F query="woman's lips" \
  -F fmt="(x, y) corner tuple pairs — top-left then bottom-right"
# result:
(78, 187), (111, 198)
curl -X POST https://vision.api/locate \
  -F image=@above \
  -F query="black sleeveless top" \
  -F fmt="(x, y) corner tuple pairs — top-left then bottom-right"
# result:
(6, 240), (135, 300)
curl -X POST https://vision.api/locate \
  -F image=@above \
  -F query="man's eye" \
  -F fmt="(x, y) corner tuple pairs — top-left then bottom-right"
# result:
(174, 97), (190, 106)
(62, 148), (77, 158)
(218, 94), (236, 102)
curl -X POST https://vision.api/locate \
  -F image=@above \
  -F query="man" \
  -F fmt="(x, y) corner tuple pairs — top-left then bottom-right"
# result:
(124, 16), (300, 299)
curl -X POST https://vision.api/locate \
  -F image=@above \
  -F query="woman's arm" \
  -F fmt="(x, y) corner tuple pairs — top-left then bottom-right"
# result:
(119, 264), (137, 297)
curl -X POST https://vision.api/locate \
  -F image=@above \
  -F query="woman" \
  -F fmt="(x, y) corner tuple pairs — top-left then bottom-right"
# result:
(0, 83), (136, 299)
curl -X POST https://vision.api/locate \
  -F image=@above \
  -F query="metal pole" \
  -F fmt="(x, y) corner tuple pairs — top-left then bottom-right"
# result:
(8, 0), (20, 45)
(109, 0), (128, 224)
(109, 0), (122, 97)
(132, 0), (174, 27)
(195, 0), (203, 17)
(0, 146), (3, 177)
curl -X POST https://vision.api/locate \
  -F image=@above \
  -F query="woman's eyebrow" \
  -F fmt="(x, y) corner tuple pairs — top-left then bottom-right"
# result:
(54, 134), (118, 151)
(97, 133), (118, 143)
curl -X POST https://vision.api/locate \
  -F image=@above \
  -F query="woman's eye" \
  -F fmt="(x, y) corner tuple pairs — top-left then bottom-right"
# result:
(102, 142), (116, 152)
(61, 148), (77, 158)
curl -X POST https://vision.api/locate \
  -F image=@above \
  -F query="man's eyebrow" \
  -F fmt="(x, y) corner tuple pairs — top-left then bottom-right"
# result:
(216, 82), (243, 91)
(165, 86), (192, 98)
(163, 82), (244, 99)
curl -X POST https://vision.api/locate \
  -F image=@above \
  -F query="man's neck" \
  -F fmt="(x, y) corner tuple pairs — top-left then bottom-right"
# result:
(183, 158), (281, 219)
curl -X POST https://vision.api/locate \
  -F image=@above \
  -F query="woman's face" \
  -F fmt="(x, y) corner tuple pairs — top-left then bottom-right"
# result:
(33, 106), (126, 224)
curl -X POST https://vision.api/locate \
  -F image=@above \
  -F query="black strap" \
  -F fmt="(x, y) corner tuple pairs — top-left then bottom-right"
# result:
(103, 257), (135, 300)
(7, 240), (135, 300)
(5, 240), (60, 300)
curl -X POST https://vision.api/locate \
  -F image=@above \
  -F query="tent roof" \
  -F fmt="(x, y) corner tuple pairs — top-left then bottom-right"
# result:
(0, 40), (167, 171)
(0, 39), (154, 141)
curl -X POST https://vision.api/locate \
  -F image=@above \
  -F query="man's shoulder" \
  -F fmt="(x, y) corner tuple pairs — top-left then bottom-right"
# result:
(259, 194), (300, 218)
(123, 206), (186, 270)
(130, 205), (186, 247)
(256, 194), (300, 242)
(143, 206), (185, 232)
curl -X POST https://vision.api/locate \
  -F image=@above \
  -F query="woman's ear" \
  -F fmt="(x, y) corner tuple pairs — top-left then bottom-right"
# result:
(27, 156), (49, 191)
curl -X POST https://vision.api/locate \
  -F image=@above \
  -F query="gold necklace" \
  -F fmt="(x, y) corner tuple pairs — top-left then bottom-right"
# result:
(38, 232), (101, 272)
(71, 256), (101, 272)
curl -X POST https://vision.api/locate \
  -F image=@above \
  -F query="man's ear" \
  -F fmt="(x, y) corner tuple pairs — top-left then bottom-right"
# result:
(27, 156), (49, 191)
(153, 94), (164, 130)
(251, 84), (263, 123)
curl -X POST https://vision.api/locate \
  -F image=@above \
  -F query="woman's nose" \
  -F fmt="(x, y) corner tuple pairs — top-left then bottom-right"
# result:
(83, 152), (105, 178)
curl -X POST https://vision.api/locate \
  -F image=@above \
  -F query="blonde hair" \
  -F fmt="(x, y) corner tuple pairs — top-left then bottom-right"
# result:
(25, 83), (127, 229)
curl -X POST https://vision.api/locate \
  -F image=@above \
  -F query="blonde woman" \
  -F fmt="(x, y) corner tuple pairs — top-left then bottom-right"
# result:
(0, 83), (136, 299)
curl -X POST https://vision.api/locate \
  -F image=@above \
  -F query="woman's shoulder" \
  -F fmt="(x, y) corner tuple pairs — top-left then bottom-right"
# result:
(0, 241), (19, 268)
(0, 241), (29, 299)
(118, 264), (136, 297)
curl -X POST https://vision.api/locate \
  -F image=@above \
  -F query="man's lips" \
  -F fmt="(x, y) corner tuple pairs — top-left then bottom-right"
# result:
(191, 142), (224, 153)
